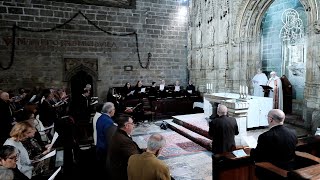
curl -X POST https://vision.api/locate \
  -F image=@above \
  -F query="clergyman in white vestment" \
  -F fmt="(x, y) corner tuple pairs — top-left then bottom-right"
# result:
(252, 68), (268, 97)
(267, 71), (283, 110)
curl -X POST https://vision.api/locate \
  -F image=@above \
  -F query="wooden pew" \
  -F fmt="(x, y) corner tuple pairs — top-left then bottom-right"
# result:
(296, 135), (320, 157)
(212, 148), (257, 180)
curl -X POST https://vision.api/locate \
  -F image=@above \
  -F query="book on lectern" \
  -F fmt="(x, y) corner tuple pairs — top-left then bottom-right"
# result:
(260, 85), (273, 90)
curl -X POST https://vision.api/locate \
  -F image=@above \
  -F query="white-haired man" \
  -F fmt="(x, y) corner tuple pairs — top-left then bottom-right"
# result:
(127, 133), (170, 180)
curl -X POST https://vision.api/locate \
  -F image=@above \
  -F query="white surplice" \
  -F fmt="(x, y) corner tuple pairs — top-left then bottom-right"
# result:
(252, 73), (268, 97)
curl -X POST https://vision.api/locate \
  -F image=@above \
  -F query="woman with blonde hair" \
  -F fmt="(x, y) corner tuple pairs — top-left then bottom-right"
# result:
(3, 121), (51, 179)
(3, 121), (35, 179)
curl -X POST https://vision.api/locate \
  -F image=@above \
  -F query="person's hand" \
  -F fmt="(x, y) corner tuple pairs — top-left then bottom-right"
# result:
(42, 144), (52, 155)
(124, 107), (133, 113)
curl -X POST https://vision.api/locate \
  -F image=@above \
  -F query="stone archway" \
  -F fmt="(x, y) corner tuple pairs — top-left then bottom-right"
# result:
(63, 58), (99, 98)
(232, 0), (318, 123)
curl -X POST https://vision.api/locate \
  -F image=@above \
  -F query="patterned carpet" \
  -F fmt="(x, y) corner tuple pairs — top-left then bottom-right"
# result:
(163, 152), (212, 180)
(133, 131), (207, 158)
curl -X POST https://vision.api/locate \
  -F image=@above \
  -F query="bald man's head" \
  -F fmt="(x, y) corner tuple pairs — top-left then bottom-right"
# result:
(217, 104), (228, 116)
(0, 92), (9, 102)
(268, 109), (285, 124)
(147, 133), (166, 152)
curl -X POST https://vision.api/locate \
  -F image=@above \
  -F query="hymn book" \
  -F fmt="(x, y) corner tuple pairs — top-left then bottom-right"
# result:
(232, 149), (248, 158)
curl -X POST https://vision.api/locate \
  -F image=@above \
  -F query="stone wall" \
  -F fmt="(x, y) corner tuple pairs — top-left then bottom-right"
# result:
(0, 0), (188, 99)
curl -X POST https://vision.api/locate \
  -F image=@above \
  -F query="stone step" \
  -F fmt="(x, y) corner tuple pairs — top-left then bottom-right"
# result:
(172, 114), (211, 140)
(285, 114), (305, 129)
(164, 120), (212, 151)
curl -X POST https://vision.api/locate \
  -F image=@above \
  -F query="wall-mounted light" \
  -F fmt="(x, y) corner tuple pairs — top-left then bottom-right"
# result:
(124, 65), (133, 71)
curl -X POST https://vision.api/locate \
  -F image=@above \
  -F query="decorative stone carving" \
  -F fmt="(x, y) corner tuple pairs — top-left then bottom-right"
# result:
(314, 21), (320, 34)
(65, 58), (98, 72)
(311, 110), (320, 134)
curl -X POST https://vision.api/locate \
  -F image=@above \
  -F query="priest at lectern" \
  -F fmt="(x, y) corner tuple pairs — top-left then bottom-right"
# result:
(267, 71), (283, 110)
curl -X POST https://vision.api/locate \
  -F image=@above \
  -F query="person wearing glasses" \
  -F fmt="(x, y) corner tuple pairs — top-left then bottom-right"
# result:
(250, 109), (297, 172)
(0, 145), (29, 180)
(108, 114), (143, 180)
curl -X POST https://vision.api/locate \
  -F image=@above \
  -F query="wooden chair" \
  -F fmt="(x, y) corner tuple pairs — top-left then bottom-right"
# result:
(255, 151), (320, 180)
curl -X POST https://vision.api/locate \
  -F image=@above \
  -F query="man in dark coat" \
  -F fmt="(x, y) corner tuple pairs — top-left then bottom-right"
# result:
(208, 104), (239, 154)
(250, 109), (298, 170)
(0, 92), (14, 145)
(108, 114), (143, 180)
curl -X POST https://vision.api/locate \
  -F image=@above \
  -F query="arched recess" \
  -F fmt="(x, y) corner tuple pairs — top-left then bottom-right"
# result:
(233, 0), (317, 77)
(64, 64), (99, 97)
(232, 0), (317, 116)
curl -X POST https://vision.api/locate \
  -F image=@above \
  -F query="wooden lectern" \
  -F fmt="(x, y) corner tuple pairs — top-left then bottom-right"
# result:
(260, 85), (273, 97)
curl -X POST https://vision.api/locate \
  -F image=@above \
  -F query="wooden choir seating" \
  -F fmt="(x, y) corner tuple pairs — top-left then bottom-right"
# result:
(212, 136), (320, 180)
(122, 96), (202, 120)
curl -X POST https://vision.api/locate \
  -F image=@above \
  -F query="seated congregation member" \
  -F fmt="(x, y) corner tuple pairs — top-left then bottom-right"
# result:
(127, 133), (170, 180)
(121, 82), (134, 100)
(148, 82), (158, 99)
(133, 80), (146, 98)
(3, 121), (50, 179)
(186, 80), (196, 96)
(173, 80), (182, 97)
(250, 109), (297, 171)
(96, 102), (116, 172)
(108, 114), (143, 180)
(208, 104), (239, 154)
(0, 145), (29, 180)
(159, 80), (167, 98)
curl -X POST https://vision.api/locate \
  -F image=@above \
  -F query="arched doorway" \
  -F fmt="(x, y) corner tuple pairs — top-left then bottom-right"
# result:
(70, 70), (93, 102)
(63, 58), (99, 101)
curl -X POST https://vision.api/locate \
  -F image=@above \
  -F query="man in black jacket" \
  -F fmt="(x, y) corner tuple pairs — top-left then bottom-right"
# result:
(0, 92), (14, 145)
(250, 109), (297, 170)
(208, 104), (239, 154)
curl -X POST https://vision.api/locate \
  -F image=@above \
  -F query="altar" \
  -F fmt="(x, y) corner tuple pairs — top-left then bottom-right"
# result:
(204, 93), (273, 130)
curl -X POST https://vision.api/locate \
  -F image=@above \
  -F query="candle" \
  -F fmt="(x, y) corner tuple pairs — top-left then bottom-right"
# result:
(240, 85), (242, 94)
(246, 86), (248, 95)
(242, 86), (245, 95)
(206, 83), (209, 89)
(210, 83), (213, 90)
